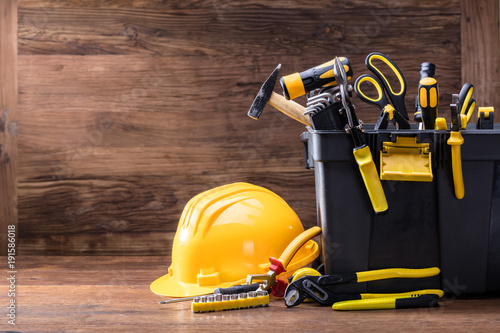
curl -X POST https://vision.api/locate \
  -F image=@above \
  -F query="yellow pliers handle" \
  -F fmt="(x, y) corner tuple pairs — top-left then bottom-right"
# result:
(333, 289), (443, 310)
(246, 226), (322, 296)
(278, 226), (322, 269)
(356, 267), (440, 282)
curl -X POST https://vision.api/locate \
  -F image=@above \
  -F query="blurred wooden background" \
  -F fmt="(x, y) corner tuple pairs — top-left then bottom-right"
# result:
(0, 0), (498, 255)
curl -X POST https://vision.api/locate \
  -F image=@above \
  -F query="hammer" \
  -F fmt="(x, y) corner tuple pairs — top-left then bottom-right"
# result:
(247, 64), (311, 126)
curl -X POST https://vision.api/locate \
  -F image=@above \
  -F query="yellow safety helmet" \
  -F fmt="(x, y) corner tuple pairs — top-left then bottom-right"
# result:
(150, 182), (319, 297)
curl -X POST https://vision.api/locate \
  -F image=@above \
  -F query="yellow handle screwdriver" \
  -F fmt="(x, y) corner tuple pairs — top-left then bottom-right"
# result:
(280, 57), (353, 100)
(415, 62), (438, 129)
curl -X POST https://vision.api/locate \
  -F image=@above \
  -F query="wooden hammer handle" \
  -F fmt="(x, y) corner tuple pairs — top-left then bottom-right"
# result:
(268, 92), (311, 127)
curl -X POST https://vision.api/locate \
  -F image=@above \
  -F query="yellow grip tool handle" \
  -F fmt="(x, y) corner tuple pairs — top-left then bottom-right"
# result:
(280, 57), (353, 100)
(333, 297), (398, 310)
(447, 131), (465, 199)
(356, 267), (440, 283)
(361, 289), (444, 300)
(459, 83), (475, 125)
(278, 226), (322, 269)
(353, 145), (388, 214)
(418, 77), (439, 129)
(333, 292), (441, 311)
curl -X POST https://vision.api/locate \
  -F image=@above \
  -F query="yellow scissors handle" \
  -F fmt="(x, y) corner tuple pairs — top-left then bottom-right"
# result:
(458, 83), (476, 128)
(365, 52), (408, 120)
(354, 74), (391, 111)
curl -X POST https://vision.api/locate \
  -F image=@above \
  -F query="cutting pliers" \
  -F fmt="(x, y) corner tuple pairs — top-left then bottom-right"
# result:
(245, 226), (321, 297)
(448, 83), (475, 200)
(333, 57), (388, 214)
(284, 267), (443, 310)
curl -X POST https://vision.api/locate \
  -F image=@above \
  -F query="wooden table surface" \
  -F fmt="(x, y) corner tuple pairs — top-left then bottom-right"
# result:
(1, 256), (500, 332)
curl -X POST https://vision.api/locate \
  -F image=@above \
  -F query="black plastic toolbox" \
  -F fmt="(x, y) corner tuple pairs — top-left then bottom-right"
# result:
(302, 123), (500, 295)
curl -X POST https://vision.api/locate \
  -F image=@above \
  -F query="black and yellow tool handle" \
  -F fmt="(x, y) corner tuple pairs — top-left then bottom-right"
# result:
(353, 145), (388, 214)
(268, 92), (312, 126)
(459, 83), (475, 126)
(417, 63), (438, 129)
(213, 283), (261, 295)
(356, 267), (440, 282)
(280, 57), (353, 100)
(333, 293), (441, 311)
(360, 289), (444, 300)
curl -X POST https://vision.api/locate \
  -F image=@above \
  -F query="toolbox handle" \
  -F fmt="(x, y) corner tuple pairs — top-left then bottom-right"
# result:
(300, 131), (313, 169)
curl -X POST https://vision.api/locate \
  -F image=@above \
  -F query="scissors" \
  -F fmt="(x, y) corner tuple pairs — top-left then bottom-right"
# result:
(354, 52), (410, 130)
(451, 83), (475, 131)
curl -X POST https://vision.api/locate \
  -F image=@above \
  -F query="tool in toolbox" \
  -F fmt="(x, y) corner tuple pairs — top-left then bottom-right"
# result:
(354, 52), (410, 130)
(304, 88), (349, 130)
(414, 62), (439, 130)
(247, 64), (311, 126)
(280, 57), (354, 131)
(333, 57), (388, 214)
(448, 83), (476, 200)
(150, 183), (319, 298)
(280, 57), (353, 100)
(284, 267), (443, 310)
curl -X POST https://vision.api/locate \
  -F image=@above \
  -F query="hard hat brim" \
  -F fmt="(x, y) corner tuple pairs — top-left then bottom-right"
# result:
(150, 239), (320, 298)
(150, 274), (235, 298)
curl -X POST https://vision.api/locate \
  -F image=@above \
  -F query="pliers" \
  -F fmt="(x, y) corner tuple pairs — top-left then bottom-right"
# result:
(448, 83), (476, 199)
(284, 267), (443, 310)
(245, 226), (321, 297)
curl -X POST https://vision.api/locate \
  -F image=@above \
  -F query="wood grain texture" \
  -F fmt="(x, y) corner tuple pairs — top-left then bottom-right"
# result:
(1, 256), (500, 332)
(15, 1), (463, 254)
(0, 0), (18, 256)
(461, 0), (500, 121)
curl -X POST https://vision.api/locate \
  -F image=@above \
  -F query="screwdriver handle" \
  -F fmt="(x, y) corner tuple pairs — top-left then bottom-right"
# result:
(213, 283), (261, 295)
(280, 57), (353, 100)
(417, 63), (438, 129)
(417, 62), (439, 129)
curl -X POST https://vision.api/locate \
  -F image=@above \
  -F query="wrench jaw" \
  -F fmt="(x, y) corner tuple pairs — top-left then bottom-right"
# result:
(246, 271), (277, 292)
(284, 276), (351, 307)
(284, 284), (309, 308)
(246, 270), (288, 297)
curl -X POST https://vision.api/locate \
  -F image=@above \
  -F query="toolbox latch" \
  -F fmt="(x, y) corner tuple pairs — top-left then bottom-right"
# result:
(380, 136), (433, 182)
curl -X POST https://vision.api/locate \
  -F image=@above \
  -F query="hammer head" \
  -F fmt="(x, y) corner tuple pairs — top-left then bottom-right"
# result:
(247, 64), (281, 120)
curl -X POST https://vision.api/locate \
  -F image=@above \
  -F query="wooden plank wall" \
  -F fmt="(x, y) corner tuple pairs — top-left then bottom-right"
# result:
(7, 0), (478, 255)
(0, 0), (18, 256)
(462, 0), (500, 113)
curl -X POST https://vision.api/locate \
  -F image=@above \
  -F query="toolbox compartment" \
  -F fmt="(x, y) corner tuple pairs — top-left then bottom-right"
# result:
(302, 123), (500, 295)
